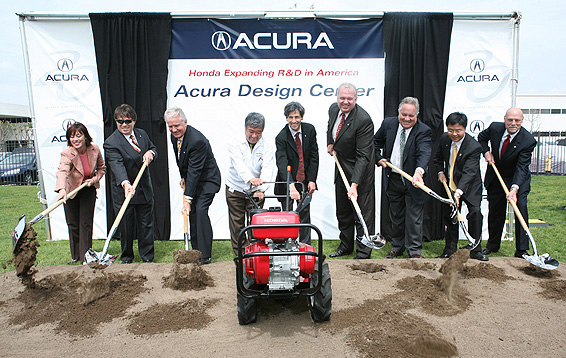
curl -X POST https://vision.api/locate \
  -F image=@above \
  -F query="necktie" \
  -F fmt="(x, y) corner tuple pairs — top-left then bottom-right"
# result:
(335, 113), (345, 138)
(130, 135), (141, 153)
(500, 134), (510, 157)
(449, 142), (457, 191)
(177, 138), (182, 158)
(399, 129), (406, 170)
(295, 132), (305, 182)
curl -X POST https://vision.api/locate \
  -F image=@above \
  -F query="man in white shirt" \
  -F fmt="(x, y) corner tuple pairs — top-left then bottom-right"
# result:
(226, 112), (275, 255)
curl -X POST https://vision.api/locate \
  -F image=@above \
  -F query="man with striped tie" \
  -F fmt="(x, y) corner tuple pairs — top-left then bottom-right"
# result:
(104, 104), (157, 264)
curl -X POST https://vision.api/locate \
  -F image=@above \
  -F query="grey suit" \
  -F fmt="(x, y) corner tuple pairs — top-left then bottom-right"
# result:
(104, 128), (157, 262)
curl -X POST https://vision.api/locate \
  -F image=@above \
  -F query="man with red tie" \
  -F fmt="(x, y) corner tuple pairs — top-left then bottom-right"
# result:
(326, 83), (375, 259)
(477, 107), (536, 258)
(275, 102), (319, 244)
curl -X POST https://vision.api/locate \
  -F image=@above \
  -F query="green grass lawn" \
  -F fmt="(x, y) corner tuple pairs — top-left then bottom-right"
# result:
(1, 175), (565, 273)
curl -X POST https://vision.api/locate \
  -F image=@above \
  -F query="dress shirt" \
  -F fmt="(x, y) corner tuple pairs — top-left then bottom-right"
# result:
(226, 135), (275, 193)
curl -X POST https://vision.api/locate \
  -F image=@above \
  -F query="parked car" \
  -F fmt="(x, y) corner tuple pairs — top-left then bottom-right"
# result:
(0, 152), (37, 185)
(0, 152), (10, 162)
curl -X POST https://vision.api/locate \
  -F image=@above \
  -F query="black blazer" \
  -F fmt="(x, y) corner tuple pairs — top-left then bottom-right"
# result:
(477, 122), (536, 192)
(434, 132), (483, 206)
(172, 125), (221, 197)
(374, 116), (432, 205)
(104, 128), (157, 205)
(274, 122), (319, 195)
(326, 103), (375, 193)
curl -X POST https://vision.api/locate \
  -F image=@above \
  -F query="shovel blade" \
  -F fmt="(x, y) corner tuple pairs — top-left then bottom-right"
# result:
(84, 248), (118, 265)
(12, 215), (26, 253)
(524, 253), (559, 270)
(358, 234), (386, 250)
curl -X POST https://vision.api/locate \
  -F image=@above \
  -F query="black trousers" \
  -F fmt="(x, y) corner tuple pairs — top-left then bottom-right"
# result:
(189, 189), (216, 260)
(334, 179), (374, 258)
(114, 201), (154, 262)
(63, 186), (97, 262)
(442, 195), (483, 255)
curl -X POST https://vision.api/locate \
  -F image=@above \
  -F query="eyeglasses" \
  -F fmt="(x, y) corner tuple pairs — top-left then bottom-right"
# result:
(116, 119), (134, 124)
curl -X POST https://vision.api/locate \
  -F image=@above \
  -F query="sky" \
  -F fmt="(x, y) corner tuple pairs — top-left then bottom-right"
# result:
(1, 0), (565, 106)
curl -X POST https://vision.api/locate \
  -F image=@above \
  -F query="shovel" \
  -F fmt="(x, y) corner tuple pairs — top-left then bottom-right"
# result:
(333, 152), (385, 250)
(84, 161), (148, 265)
(385, 161), (456, 207)
(181, 183), (190, 251)
(490, 162), (559, 270)
(12, 181), (89, 253)
(441, 181), (477, 247)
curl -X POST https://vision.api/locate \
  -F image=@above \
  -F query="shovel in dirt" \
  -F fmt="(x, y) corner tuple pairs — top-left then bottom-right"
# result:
(84, 161), (149, 265)
(333, 152), (385, 250)
(181, 183), (190, 251)
(385, 161), (456, 207)
(441, 181), (477, 248)
(490, 162), (559, 270)
(12, 182), (89, 253)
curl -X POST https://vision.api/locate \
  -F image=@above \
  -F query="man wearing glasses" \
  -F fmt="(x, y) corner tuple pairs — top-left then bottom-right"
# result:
(104, 104), (157, 264)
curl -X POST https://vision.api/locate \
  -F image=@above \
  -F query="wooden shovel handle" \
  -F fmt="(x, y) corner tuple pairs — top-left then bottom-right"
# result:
(489, 162), (530, 232)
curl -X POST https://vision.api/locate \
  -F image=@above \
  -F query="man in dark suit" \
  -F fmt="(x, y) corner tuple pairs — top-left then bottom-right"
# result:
(164, 107), (221, 264)
(104, 104), (157, 264)
(477, 107), (537, 258)
(434, 112), (488, 261)
(275, 101), (319, 244)
(326, 83), (375, 259)
(374, 97), (431, 259)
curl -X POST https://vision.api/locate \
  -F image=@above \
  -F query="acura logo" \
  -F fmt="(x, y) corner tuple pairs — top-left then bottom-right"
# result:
(62, 119), (76, 131)
(470, 120), (485, 134)
(57, 58), (74, 72)
(211, 31), (231, 51)
(470, 59), (485, 73)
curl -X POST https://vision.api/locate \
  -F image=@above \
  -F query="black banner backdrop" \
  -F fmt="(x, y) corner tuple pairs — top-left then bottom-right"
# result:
(90, 12), (172, 240)
(382, 12), (453, 242)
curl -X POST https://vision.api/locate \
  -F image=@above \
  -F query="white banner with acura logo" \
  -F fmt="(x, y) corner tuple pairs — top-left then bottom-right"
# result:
(166, 19), (385, 241)
(443, 19), (514, 241)
(23, 20), (107, 241)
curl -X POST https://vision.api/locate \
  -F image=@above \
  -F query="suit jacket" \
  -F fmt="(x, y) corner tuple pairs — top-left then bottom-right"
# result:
(274, 122), (319, 195)
(172, 125), (221, 197)
(103, 128), (157, 205)
(326, 103), (375, 192)
(477, 122), (536, 192)
(434, 133), (482, 206)
(55, 144), (106, 198)
(374, 116), (432, 205)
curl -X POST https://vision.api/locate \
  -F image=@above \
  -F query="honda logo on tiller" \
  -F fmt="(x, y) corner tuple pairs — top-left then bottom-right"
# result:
(211, 31), (334, 50)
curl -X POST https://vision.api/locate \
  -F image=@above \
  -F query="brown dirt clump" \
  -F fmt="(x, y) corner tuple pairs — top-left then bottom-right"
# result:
(77, 270), (110, 305)
(349, 262), (387, 273)
(398, 260), (438, 271)
(127, 298), (219, 335)
(520, 265), (561, 279)
(462, 262), (515, 283)
(162, 263), (215, 291)
(538, 280), (566, 301)
(437, 249), (468, 300)
(10, 223), (40, 288)
(173, 249), (202, 264)
(9, 270), (147, 336)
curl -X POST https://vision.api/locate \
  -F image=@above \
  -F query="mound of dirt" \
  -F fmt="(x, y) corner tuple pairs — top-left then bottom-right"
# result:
(10, 223), (40, 288)
(127, 298), (219, 335)
(398, 260), (438, 271)
(461, 262), (515, 283)
(349, 262), (387, 273)
(162, 263), (215, 291)
(9, 269), (147, 336)
(173, 249), (202, 264)
(539, 280), (566, 301)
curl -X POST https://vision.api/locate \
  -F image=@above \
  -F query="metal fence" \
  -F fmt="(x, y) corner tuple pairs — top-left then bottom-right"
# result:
(530, 131), (566, 175)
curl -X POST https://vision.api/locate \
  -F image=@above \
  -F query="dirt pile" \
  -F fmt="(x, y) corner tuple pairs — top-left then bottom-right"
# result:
(127, 298), (219, 335)
(349, 262), (387, 273)
(162, 263), (215, 291)
(9, 269), (147, 336)
(173, 249), (201, 264)
(539, 279), (566, 301)
(437, 249), (469, 300)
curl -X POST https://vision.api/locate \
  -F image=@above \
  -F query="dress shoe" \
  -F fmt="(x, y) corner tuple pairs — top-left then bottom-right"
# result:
(410, 254), (424, 259)
(436, 253), (451, 259)
(329, 249), (351, 258)
(199, 257), (212, 265)
(121, 260), (132, 264)
(480, 248), (494, 256)
(514, 250), (528, 258)
(385, 250), (403, 259)
(470, 251), (489, 261)
(66, 259), (78, 265)
(353, 254), (370, 259)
